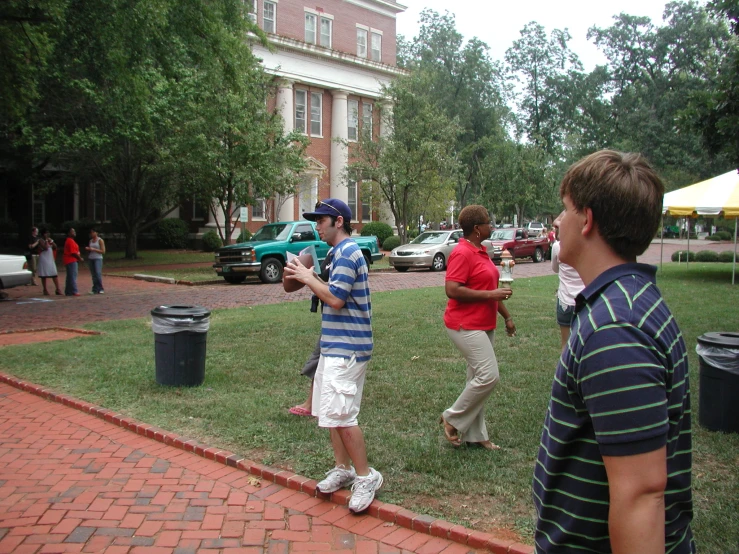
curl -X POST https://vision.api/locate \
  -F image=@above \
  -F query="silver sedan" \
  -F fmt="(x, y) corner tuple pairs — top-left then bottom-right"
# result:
(389, 230), (463, 272)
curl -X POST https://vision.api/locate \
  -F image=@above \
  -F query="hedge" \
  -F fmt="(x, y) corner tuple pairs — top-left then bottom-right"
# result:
(718, 251), (737, 263)
(382, 235), (401, 251)
(360, 222), (393, 246)
(154, 218), (189, 249)
(695, 250), (719, 262)
(237, 229), (253, 243)
(671, 250), (696, 262)
(202, 230), (223, 252)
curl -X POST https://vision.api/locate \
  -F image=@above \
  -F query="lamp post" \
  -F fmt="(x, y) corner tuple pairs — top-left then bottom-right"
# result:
(499, 248), (515, 287)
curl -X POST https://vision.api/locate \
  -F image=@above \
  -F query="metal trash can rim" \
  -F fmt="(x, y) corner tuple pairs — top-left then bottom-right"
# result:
(696, 332), (739, 349)
(151, 305), (211, 320)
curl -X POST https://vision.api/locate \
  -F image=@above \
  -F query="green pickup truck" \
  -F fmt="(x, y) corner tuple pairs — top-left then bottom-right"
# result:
(213, 221), (384, 284)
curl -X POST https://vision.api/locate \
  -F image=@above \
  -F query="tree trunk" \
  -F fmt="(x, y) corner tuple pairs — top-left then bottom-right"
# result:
(124, 229), (139, 259)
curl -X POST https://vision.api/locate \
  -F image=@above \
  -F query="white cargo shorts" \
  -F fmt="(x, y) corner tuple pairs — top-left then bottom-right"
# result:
(311, 354), (368, 428)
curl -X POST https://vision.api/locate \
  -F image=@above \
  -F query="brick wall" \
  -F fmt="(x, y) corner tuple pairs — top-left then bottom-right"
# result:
(254, 0), (398, 65)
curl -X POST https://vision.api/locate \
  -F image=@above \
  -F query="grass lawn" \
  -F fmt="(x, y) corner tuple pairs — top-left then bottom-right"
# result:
(103, 249), (214, 268)
(110, 267), (220, 283)
(1, 264), (737, 549)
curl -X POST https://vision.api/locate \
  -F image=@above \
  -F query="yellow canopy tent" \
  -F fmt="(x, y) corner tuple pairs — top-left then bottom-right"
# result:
(661, 170), (739, 284)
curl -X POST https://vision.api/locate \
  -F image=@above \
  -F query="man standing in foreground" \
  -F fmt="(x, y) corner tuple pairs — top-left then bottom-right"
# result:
(283, 198), (381, 513)
(533, 150), (694, 553)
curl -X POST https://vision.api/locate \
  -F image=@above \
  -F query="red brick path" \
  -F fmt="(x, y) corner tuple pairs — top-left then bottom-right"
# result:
(0, 379), (531, 554)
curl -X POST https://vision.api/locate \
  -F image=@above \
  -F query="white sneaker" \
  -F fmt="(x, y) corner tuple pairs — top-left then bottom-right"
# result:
(316, 466), (356, 494)
(348, 468), (383, 513)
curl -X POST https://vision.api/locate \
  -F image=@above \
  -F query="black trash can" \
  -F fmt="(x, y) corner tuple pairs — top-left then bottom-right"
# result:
(151, 305), (211, 387)
(696, 332), (739, 433)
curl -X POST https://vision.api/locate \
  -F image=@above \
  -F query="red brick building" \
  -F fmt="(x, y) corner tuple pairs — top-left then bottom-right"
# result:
(203, 0), (407, 236)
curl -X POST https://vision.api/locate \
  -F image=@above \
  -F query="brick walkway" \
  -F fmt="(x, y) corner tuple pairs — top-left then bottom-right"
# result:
(0, 379), (531, 554)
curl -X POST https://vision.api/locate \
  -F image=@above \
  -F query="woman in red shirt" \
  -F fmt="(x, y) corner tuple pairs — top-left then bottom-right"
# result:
(440, 205), (516, 450)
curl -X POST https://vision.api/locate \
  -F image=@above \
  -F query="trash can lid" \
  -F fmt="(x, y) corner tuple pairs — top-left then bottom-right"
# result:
(696, 332), (739, 349)
(151, 305), (211, 319)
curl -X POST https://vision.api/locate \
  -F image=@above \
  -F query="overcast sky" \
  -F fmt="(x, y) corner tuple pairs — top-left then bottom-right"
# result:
(395, 0), (686, 70)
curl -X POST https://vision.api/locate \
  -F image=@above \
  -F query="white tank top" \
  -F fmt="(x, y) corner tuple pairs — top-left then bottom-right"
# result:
(89, 237), (103, 260)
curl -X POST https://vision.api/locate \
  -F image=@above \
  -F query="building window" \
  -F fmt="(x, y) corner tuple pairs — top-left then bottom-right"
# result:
(347, 180), (357, 219)
(362, 103), (373, 138)
(320, 16), (332, 48)
(310, 91), (322, 136)
(295, 89), (307, 133)
(356, 27), (368, 58)
(252, 199), (266, 219)
(361, 190), (371, 222)
(263, 1), (275, 33)
(305, 12), (316, 44)
(348, 99), (359, 141)
(193, 199), (208, 220)
(247, 0), (257, 23)
(371, 31), (382, 62)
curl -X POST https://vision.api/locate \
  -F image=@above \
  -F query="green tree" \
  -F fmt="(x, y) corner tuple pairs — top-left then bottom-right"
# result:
(347, 73), (461, 244)
(24, 0), (265, 258)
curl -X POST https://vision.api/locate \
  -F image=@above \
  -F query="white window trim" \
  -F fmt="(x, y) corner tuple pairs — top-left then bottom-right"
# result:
(362, 102), (373, 138)
(295, 89), (307, 134)
(356, 26), (368, 58)
(304, 11), (317, 44)
(263, 0), (276, 33)
(310, 91), (323, 137)
(252, 199), (267, 221)
(248, 0), (257, 23)
(319, 16), (332, 48)
(370, 30), (382, 62)
(348, 99), (359, 142)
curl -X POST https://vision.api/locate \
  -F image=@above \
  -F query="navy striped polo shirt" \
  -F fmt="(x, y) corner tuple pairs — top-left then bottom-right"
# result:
(533, 263), (694, 553)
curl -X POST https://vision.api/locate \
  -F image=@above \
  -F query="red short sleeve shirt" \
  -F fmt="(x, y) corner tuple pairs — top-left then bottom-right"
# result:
(63, 237), (80, 266)
(443, 239), (500, 331)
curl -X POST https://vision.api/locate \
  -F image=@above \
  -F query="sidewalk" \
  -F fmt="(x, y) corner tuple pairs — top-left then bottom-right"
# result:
(0, 376), (532, 554)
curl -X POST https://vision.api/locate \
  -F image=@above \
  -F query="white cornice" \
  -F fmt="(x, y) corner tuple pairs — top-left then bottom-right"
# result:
(344, 0), (407, 18)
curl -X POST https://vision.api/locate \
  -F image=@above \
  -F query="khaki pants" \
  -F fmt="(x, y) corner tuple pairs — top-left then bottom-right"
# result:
(443, 328), (500, 443)
(27, 254), (39, 282)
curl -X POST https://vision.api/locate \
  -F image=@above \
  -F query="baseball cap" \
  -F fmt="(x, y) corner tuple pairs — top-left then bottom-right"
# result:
(303, 199), (352, 222)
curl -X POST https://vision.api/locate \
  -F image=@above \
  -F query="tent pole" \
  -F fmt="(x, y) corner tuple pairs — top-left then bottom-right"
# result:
(733, 218), (737, 285)
(659, 214), (664, 273)
(687, 218), (690, 268)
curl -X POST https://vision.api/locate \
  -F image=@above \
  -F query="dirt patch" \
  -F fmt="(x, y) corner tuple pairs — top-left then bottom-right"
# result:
(0, 328), (102, 347)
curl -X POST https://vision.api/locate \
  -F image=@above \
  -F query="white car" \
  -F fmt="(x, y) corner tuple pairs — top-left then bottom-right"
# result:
(0, 255), (33, 291)
(389, 230), (463, 272)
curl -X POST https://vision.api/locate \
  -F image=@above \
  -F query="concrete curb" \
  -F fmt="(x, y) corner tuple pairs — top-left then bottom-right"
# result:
(0, 371), (533, 554)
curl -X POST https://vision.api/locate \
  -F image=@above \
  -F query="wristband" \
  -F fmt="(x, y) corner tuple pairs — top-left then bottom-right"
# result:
(505, 317), (513, 323)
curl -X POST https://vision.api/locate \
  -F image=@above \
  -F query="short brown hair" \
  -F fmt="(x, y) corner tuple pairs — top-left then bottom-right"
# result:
(560, 150), (664, 259)
(458, 205), (490, 237)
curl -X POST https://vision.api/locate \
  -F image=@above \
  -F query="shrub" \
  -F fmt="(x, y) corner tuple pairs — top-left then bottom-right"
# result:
(717, 231), (732, 241)
(202, 230), (222, 252)
(360, 222), (393, 246)
(382, 235), (401, 251)
(671, 250), (696, 262)
(154, 218), (189, 249)
(408, 229), (419, 240)
(237, 229), (252, 243)
(695, 250), (719, 262)
(707, 234), (723, 241)
(718, 250), (736, 263)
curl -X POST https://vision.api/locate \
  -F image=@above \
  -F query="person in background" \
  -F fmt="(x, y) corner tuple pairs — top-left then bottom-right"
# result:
(283, 199), (381, 514)
(533, 150), (693, 553)
(63, 227), (83, 296)
(27, 226), (40, 286)
(85, 228), (105, 294)
(37, 229), (62, 296)
(440, 204), (515, 451)
(550, 211), (584, 349)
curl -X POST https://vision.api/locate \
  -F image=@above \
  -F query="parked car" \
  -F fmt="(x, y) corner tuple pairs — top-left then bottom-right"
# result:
(213, 221), (383, 284)
(389, 230), (463, 272)
(483, 227), (549, 263)
(0, 255), (33, 296)
(525, 221), (546, 236)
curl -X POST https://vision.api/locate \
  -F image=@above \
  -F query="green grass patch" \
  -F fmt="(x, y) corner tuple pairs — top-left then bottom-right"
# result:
(103, 250), (213, 268)
(111, 267), (219, 283)
(1, 264), (737, 548)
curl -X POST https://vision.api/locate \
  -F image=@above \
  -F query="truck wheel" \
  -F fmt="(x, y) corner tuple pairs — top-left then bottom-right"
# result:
(224, 275), (246, 284)
(431, 253), (446, 271)
(259, 257), (284, 283)
(533, 247), (544, 263)
(395, 266), (409, 272)
(363, 252), (371, 266)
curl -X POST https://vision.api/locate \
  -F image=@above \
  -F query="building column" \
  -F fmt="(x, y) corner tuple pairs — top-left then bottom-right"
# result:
(330, 90), (349, 204)
(276, 79), (296, 222)
(378, 101), (396, 229)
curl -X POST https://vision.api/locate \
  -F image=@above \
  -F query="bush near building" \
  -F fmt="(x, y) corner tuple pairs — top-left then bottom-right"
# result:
(382, 235), (401, 251)
(202, 230), (222, 252)
(360, 222), (393, 246)
(154, 219), (189, 249)
(671, 250), (697, 262)
(696, 250), (719, 262)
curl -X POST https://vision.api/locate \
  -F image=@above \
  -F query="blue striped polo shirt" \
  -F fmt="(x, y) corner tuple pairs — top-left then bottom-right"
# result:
(533, 263), (694, 553)
(321, 238), (373, 361)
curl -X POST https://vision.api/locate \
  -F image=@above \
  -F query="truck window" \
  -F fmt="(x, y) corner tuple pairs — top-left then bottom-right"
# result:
(294, 224), (316, 241)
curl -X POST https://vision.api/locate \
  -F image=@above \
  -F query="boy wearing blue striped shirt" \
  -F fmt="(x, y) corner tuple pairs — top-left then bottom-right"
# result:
(533, 151), (694, 553)
(284, 198), (381, 514)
